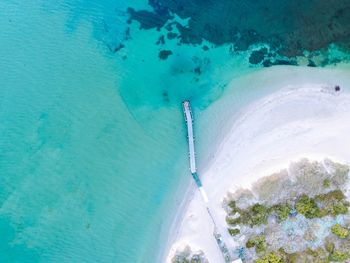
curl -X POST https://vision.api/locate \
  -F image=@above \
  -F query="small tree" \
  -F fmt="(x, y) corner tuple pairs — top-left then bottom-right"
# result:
(245, 235), (266, 253)
(228, 228), (240, 236)
(330, 250), (350, 262)
(331, 224), (349, 238)
(272, 203), (291, 221)
(246, 238), (255, 248)
(256, 252), (283, 263)
(295, 195), (320, 218)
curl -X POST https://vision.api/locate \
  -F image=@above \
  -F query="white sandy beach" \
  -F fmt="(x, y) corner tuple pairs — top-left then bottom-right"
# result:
(166, 65), (350, 263)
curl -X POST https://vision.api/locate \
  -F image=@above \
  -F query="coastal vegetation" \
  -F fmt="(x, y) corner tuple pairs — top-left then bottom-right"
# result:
(172, 246), (209, 263)
(331, 224), (349, 239)
(224, 159), (350, 262)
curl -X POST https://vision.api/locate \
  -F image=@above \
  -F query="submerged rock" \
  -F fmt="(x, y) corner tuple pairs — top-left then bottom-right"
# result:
(158, 50), (173, 60)
(249, 48), (268, 65)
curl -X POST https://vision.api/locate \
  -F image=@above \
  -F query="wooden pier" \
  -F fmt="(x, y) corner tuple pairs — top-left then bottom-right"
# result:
(182, 101), (236, 263)
(182, 101), (208, 202)
(182, 101), (197, 174)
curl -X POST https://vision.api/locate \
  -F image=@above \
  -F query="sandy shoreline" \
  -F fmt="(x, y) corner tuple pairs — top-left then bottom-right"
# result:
(165, 65), (350, 263)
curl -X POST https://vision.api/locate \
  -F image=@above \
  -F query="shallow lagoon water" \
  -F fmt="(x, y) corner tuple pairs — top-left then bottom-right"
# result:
(1, 0), (349, 262)
(0, 1), (253, 262)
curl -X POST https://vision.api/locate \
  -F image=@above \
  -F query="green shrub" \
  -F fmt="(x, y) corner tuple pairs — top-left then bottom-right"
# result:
(305, 248), (317, 257)
(330, 250), (350, 262)
(284, 253), (298, 263)
(246, 238), (255, 248)
(226, 216), (241, 225)
(316, 190), (346, 202)
(295, 195), (320, 218)
(240, 203), (269, 226)
(323, 179), (331, 188)
(190, 256), (202, 263)
(343, 200), (350, 206)
(245, 235), (266, 253)
(304, 247), (328, 258)
(325, 242), (335, 253)
(228, 228), (240, 236)
(316, 190), (349, 217)
(256, 252), (284, 263)
(331, 224), (349, 238)
(228, 200), (238, 214)
(173, 255), (190, 263)
(255, 235), (267, 253)
(272, 203), (291, 221)
(331, 202), (348, 215)
(174, 259), (190, 263)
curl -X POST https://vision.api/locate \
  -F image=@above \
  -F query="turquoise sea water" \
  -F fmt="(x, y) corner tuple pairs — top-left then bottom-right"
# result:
(1, 1), (349, 262)
(0, 1), (253, 262)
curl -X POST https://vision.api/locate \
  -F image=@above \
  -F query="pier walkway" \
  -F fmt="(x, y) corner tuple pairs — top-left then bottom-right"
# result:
(182, 101), (237, 263)
(182, 101), (208, 203)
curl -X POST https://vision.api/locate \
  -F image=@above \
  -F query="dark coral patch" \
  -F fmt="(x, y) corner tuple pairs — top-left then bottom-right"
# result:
(126, 0), (350, 64)
(158, 50), (173, 60)
(127, 7), (173, 30)
(167, 32), (178, 40)
(194, 66), (201, 75)
(249, 48), (268, 64)
(113, 44), (125, 53)
(156, 35), (165, 45)
(125, 27), (131, 40)
(307, 60), (317, 67)
(162, 91), (170, 102)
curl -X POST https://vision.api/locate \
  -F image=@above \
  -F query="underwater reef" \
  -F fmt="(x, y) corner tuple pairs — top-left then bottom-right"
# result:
(125, 0), (350, 67)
